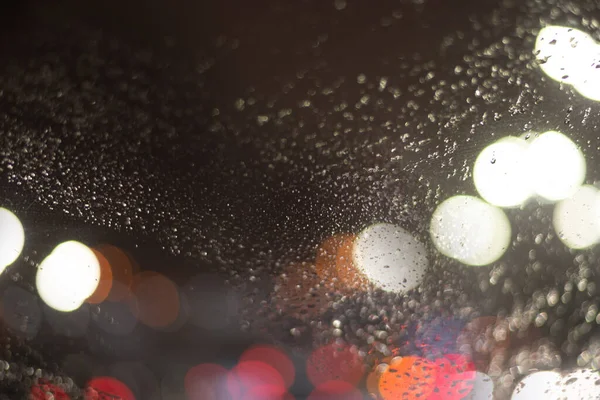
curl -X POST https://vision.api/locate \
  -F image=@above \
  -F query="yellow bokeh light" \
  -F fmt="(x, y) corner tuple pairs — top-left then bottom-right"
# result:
(36, 241), (101, 312)
(430, 196), (511, 266)
(527, 131), (585, 202)
(0, 208), (24, 273)
(473, 136), (532, 208)
(553, 185), (600, 249)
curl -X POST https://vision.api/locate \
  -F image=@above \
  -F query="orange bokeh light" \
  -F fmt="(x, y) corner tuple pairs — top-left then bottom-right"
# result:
(95, 245), (135, 302)
(307, 380), (363, 400)
(239, 345), (295, 389)
(184, 363), (229, 400)
(129, 271), (180, 328)
(378, 356), (437, 400)
(85, 377), (135, 400)
(315, 234), (352, 281)
(274, 263), (328, 319)
(335, 234), (368, 290)
(306, 342), (364, 388)
(87, 249), (114, 304)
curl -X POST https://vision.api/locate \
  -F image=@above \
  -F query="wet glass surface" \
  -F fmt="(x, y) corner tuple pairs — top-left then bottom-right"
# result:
(2, 0), (600, 398)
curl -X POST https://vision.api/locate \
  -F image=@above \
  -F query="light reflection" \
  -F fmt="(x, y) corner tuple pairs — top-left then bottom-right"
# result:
(553, 185), (600, 249)
(534, 26), (596, 85)
(87, 248), (113, 304)
(227, 360), (286, 400)
(36, 241), (101, 312)
(466, 372), (494, 400)
(352, 223), (428, 292)
(129, 271), (180, 329)
(86, 376), (136, 400)
(473, 136), (532, 208)
(430, 196), (511, 266)
(378, 356), (437, 400)
(510, 371), (561, 400)
(306, 342), (364, 388)
(557, 369), (600, 399)
(184, 363), (230, 400)
(0, 207), (24, 273)
(527, 131), (585, 202)
(239, 345), (295, 389)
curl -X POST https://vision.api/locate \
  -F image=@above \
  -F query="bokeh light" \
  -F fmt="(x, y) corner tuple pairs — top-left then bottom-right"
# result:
(273, 263), (328, 320)
(378, 356), (437, 400)
(85, 376), (136, 400)
(335, 234), (368, 290)
(527, 131), (585, 202)
(0, 207), (24, 273)
(227, 360), (286, 399)
(129, 271), (180, 329)
(353, 223), (428, 292)
(184, 363), (230, 400)
(473, 136), (532, 208)
(30, 379), (70, 400)
(87, 248), (114, 304)
(534, 26), (596, 85)
(95, 244), (136, 302)
(36, 241), (101, 312)
(365, 362), (388, 399)
(315, 233), (352, 281)
(306, 342), (364, 387)
(557, 369), (600, 399)
(552, 185), (600, 249)
(510, 370), (560, 400)
(430, 196), (511, 266)
(429, 354), (476, 400)
(307, 381), (363, 400)
(467, 372), (494, 400)
(239, 345), (295, 389)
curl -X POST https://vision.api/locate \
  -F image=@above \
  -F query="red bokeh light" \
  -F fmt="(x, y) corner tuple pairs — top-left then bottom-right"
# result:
(246, 385), (295, 400)
(306, 342), (364, 387)
(30, 379), (70, 400)
(227, 360), (286, 399)
(85, 377), (135, 400)
(239, 345), (295, 389)
(429, 354), (476, 400)
(184, 363), (229, 400)
(307, 380), (363, 400)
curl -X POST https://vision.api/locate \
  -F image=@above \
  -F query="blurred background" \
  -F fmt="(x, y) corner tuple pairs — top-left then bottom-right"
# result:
(1, 0), (600, 399)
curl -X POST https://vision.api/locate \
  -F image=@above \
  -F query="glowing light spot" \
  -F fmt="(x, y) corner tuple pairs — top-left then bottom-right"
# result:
(473, 137), (532, 208)
(306, 342), (364, 387)
(430, 196), (511, 266)
(86, 249), (113, 304)
(0, 207), (24, 272)
(274, 263), (327, 319)
(573, 49), (600, 101)
(557, 369), (600, 399)
(378, 356), (437, 400)
(366, 363), (388, 399)
(240, 345), (295, 389)
(527, 131), (585, 202)
(30, 379), (70, 400)
(130, 271), (180, 328)
(307, 381), (363, 400)
(335, 234), (368, 290)
(96, 244), (136, 302)
(227, 361), (285, 399)
(534, 26), (596, 85)
(467, 372), (494, 400)
(86, 376), (136, 400)
(36, 241), (101, 312)
(184, 363), (229, 400)
(510, 371), (561, 400)
(552, 185), (600, 249)
(430, 354), (476, 400)
(246, 385), (295, 400)
(353, 223), (428, 292)
(315, 234), (351, 280)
